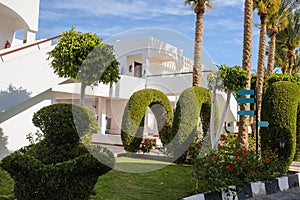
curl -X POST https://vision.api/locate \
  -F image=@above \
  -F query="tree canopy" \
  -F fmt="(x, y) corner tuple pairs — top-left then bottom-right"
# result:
(47, 27), (120, 105)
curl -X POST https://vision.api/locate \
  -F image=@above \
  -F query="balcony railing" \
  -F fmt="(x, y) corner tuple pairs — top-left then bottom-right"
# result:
(0, 35), (61, 62)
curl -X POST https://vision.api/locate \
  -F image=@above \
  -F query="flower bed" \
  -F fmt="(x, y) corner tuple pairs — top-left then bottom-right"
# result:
(189, 134), (288, 200)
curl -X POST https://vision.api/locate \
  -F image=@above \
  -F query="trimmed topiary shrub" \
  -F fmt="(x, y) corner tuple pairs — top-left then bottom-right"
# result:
(0, 104), (114, 200)
(261, 81), (300, 172)
(295, 103), (300, 161)
(170, 86), (211, 157)
(121, 89), (173, 152)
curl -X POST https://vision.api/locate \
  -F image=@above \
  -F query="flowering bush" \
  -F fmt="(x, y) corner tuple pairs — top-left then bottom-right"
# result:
(192, 141), (285, 194)
(138, 138), (154, 153)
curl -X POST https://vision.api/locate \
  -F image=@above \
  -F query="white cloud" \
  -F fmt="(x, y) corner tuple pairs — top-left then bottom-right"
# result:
(39, 10), (66, 20)
(43, 0), (192, 20)
(213, 0), (244, 8)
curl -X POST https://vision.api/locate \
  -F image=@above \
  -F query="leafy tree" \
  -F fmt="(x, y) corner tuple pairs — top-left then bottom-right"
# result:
(48, 27), (120, 105)
(0, 84), (31, 112)
(0, 127), (9, 159)
(254, 0), (280, 122)
(239, 0), (254, 148)
(184, 0), (212, 87)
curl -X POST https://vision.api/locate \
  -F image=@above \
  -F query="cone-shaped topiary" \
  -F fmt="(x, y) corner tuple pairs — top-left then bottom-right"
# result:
(261, 81), (300, 172)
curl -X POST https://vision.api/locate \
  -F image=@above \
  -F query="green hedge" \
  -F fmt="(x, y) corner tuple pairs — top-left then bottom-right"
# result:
(121, 89), (173, 152)
(296, 103), (300, 161)
(0, 104), (114, 200)
(261, 81), (300, 171)
(170, 86), (211, 156)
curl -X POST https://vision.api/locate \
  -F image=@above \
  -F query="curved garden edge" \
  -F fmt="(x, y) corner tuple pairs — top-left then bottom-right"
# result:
(182, 173), (300, 200)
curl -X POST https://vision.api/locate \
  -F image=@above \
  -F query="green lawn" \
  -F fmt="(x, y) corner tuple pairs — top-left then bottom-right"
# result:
(90, 157), (194, 200)
(0, 157), (194, 200)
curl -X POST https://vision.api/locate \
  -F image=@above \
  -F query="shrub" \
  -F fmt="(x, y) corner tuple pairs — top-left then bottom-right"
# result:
(193, 141), (285, 194)
(170, 86), (211, 158)
(121, 89), (173, 152)
(0, 104), (114, 200)
(261, 81), (300, 172)
(295, 103), (300, 161)
(0, 162), (14, 200)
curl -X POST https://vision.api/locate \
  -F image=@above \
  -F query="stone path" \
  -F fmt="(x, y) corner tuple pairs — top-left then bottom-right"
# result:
(248, 187), (300, 200)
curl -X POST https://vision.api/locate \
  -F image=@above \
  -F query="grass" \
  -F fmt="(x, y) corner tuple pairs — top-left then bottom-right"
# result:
(90, 157), (194, 200)
(0, 157), (194, 200)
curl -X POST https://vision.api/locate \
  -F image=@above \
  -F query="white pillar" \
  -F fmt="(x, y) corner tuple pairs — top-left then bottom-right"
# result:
(97, 97), (107, 135)
(24, 29), (36, 43)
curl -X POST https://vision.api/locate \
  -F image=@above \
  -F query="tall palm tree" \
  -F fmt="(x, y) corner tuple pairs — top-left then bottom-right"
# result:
(185, 0), (212, 87)
(254, 0), (280, 122)
(276, 9), (300, 74)
(266, 0), (292, 77)
(238, 0), (254, 148)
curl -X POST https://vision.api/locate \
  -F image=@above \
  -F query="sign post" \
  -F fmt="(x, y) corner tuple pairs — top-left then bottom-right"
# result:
(237, 88), (268, 154)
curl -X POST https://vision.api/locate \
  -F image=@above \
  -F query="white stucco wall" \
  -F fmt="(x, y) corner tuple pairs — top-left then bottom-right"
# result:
(0, 0), (40, 48)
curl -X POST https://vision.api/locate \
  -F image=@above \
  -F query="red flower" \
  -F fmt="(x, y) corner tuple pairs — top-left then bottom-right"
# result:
(220, 137), (224, 141)
(186, 148), (190, 153)
(226, 165), (234, 171)
(218, 143), (221, 147)
(141, 140), (147, 146)
(212, 156), (218, 160)
(242, 149), (248, 155)
(265, 158), (270, 163)
(235, 152), (239, 158)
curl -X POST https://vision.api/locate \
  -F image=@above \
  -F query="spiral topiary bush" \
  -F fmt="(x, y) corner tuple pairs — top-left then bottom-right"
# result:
(169, 86), (211, 157)
(121, 89), (173, 152)
(0, 104), (114, 200)
(261, 81), (300, 172)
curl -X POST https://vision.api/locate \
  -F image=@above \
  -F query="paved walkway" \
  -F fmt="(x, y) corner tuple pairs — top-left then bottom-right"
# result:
(248, 187), (300, 200)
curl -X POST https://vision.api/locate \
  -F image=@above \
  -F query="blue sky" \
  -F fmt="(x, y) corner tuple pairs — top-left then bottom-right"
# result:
(37, 0), (261, 71)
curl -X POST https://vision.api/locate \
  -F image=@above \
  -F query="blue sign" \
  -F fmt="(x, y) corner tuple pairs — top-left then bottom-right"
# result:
(258, 121), (269, 127)
(237, 89), (255, 96)
(237, 110), (255, 116)
(237, 98), (255, 104)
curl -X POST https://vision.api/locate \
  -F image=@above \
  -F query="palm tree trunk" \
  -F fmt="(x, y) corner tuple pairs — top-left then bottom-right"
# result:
(192, 11), (204, 87)
(256, 13), (268, 122)
(80, 83), (86, 106)
(266, 27), (278, 77)
(288, 49), (295, 74)
(238, 0), (253, 148)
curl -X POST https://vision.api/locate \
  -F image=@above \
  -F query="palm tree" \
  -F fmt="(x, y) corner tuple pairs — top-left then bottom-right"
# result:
(292, 50), (300, 74)
(266, 0), (292, 77)
(275, 44), (289, 73)
(276, 9), (300, 74)
(238, 0), (254, 148)
(184, 0), (212, 87)
(254, 0), (280, 122)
